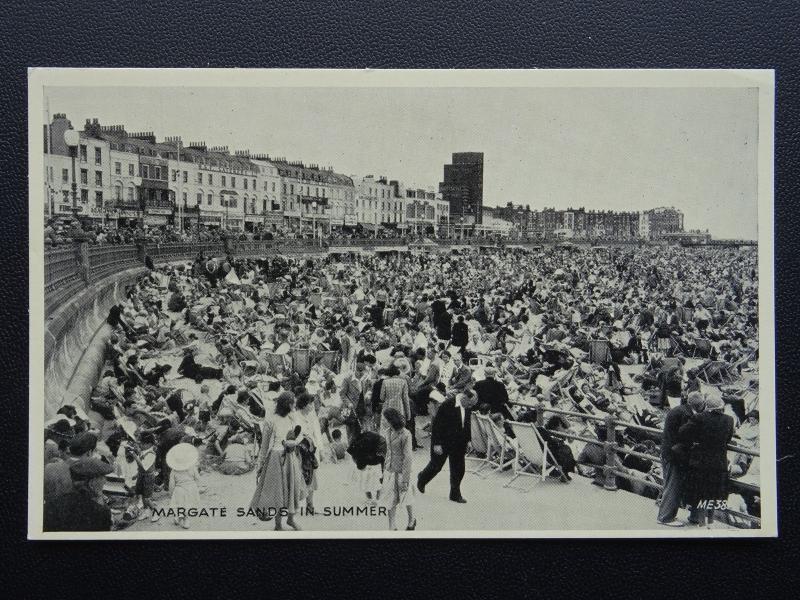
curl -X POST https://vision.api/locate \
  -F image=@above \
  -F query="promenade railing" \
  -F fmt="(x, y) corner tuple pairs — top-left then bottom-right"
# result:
(44, 245), (86, 317)
(510, 401), (761, 528)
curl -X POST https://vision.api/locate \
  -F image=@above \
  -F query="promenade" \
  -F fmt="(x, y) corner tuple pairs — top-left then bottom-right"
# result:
(127, 448), (728, 533)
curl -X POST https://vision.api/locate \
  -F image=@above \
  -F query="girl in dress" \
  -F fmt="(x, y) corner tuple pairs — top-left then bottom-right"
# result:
(379, 408), (416, 531)
(166, 443), (200, 529)
(249, 391), (307, 531)
(294, 392), (323, 513)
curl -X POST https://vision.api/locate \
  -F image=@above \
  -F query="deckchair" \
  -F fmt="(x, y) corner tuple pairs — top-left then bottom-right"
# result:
(504, 421), (565, 489)
(264, 352), (290, 373)
(466, 412), (490, 477)
(692, 337), (713, 358)
(291, 347), (312, 378)
(314, 350), (341, 372)
(588, 339), (612, 365)
(475, 413), (515, 472)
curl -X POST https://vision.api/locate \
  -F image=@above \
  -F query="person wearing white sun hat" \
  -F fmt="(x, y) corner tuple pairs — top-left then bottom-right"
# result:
(166, 443), (200, 529)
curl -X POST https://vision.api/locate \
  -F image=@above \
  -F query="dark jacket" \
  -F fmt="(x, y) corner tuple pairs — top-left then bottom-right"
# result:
(43, 489), (112, 532)
(436, 311), (452, 340)
(431, 398), (472, 453)
(678, 410), (735, 473)
(473, 377), (511, 418)
(661, 404), (694, 462)
(452, 321), (469, 348)
(347, 431), (387, 470)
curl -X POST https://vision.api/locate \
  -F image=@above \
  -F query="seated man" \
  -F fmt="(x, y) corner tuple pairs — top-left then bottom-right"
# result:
(576, 425), (627, 488)
(177, 346), (223, 383)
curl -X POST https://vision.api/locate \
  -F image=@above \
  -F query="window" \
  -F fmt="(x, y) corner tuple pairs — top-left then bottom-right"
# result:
(290, 184), (294, 194)
(115, 162), (121, 175)
(221, 175), (227, 187)
(129, 163), (134, 176)
(263, 199), (267, 212)
(196, 193), (202, 205)
(79, 145), (87, 162)
(243, 178), (248, 190)
(229, 197), (237, 208)
(283, 183), (286, 194)
(272, 182), (276, 192)
(141, 165), (149, 179)
(95, 171), (103, 186)
(208, 194), (212, 206)
(154, 167), (161, 180)
(231, 177), (236, 188)
(182, 191), (187, 204)
(208, 174), (213, 185)
(127, 187), (134, 201)
(114, 184), (122, 201)
(197, 172), (203, 184)
(252, 179), (256, 189)
(80, 189), (88, 203)
(80, 169), (88, 185)
(95, 148), (102, 165)
(95, 191), (103, 207)
(171, 170), (177, 182)
(183, 171), (188, 183)
(62, 168), (69, 183)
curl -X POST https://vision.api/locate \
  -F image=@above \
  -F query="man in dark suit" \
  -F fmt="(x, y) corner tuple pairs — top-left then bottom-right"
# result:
(473, 366), (511, 419)
(451, 314), (469, 351)
(417, 390), (478, 503)
(657, 391), (705, 527)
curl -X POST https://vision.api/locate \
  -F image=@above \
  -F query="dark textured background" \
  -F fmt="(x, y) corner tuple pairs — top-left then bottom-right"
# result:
(1, 0), (798, 596)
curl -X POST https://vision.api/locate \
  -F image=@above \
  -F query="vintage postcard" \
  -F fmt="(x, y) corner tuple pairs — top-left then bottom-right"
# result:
(28, 68), (775, 539)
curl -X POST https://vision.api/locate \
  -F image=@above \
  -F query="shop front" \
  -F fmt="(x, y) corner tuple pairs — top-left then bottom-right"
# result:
(144, 206), (172, 227)
(200, 212), (224, 229)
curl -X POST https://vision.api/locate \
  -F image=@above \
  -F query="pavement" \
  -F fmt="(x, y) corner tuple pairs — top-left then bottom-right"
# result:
(125, 444), (727, 533)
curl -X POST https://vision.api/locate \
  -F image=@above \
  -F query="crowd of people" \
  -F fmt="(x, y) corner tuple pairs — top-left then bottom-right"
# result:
(42, 242), (761, 532)
(44, 218), (426, 248)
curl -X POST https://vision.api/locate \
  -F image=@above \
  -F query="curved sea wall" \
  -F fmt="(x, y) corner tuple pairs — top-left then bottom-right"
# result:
(44, 266), (147, 417)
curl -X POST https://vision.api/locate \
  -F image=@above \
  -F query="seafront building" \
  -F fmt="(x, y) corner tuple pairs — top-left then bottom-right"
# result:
(43, 114), (688, 240)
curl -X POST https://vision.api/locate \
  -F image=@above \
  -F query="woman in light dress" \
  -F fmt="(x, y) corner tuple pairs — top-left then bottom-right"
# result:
(249, 391), (307, 531)
(379, 408), (416, 531)
(167, 444), (201, 530)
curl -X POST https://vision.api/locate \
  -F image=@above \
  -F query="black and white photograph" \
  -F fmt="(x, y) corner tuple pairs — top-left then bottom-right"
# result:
(28, 68), (776, 539)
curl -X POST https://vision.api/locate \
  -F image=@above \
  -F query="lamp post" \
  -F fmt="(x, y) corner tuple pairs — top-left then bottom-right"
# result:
(311, 201), (317, 244)
(63, 129), (80, 220)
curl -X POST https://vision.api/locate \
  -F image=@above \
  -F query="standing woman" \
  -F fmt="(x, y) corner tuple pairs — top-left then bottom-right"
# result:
(380, 408), (416, 530)
(294, 392), (323, 514)
(378, 364), (411, 440)
(678, 395), (735, 527)
(249, 391), (307, 531)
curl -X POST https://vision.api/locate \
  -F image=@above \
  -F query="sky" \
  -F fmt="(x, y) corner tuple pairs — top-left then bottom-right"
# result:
(43, 85), (759, 239)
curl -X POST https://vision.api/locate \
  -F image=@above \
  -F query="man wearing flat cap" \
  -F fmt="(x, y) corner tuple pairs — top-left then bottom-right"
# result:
(657, 391), (705, 527)
(43, 457), (114, 532)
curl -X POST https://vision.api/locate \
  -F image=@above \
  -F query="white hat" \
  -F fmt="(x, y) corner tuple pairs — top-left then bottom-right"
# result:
(166, 443), (199, 471)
